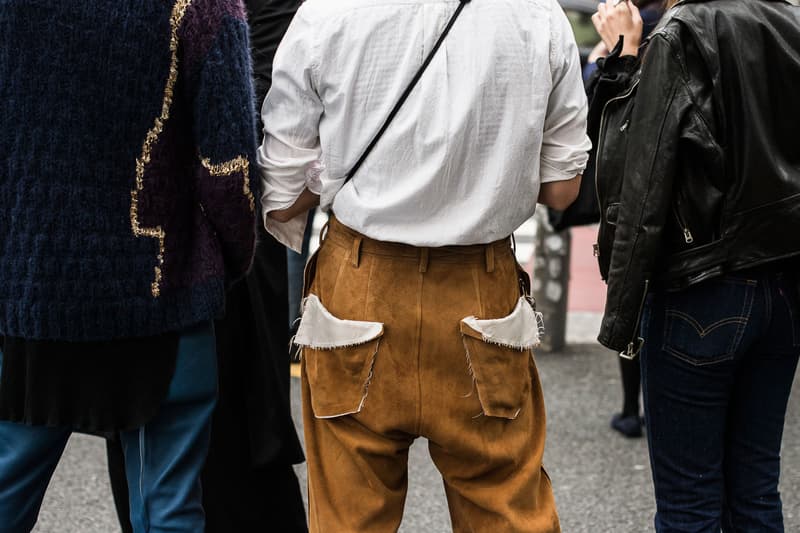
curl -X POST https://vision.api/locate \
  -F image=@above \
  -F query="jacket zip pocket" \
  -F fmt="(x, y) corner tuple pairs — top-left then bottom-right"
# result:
(621, 279), (650, 360)
(595, 79), (641, 221)
(672, 204), (694, 244)
(594, 80), (641, 279)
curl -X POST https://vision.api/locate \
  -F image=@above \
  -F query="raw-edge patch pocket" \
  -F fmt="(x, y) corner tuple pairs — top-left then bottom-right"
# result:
(295, 294), (384, 419)
(460, 297), (542, 420)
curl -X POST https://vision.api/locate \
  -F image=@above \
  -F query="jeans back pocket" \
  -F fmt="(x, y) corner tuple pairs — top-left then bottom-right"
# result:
(662, 278), (756, 366)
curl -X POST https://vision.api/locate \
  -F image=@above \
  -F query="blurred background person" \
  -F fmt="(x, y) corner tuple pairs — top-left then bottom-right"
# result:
(0, 1), (258, 531)
(590, 0), (800, 530)
(106, 1), (307, 532)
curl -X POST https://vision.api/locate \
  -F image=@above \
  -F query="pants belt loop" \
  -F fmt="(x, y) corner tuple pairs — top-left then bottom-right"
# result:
(351, 236), (363, 268)
(419, 248), (430, 273)
(319, 220), (330, 243)
(485, 244), (495, 273)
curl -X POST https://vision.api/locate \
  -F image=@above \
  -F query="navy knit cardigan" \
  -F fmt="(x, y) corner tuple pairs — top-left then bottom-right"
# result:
(0, 0), (259, 341)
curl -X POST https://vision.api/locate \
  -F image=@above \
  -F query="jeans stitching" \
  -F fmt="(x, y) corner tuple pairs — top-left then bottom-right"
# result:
(663, 346), (735, 366)
(664, 311), (748, 336)
(732, 282), (757, 352)
(662, 283), (755, 366)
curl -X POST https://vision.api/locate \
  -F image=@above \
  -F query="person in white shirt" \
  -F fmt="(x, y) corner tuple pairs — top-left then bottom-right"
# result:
(259, 0), (590, 530)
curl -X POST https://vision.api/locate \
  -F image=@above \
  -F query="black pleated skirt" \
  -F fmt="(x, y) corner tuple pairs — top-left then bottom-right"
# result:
(0, 333), (178, 435)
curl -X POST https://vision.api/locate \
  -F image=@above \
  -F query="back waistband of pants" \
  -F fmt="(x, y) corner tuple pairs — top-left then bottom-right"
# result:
(323, 216), (512, 273)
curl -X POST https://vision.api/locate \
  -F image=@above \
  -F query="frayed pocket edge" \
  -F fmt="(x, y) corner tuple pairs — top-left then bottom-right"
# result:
(310, 338), (382, 419)
(294, 294), (384, 419)
(460, 297), (542, 350)
(459, 297), (542, 420)
(294, 294), (384, 349)
(459, 334), (525, 420)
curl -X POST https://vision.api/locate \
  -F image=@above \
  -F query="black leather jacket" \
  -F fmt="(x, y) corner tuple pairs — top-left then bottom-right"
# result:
(591, 0), (800, 355)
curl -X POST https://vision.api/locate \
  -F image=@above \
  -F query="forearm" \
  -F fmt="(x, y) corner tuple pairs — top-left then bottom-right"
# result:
(258, 135), (322, 251)
(267, 187), (320, 223)
(538, 175), (582, 211)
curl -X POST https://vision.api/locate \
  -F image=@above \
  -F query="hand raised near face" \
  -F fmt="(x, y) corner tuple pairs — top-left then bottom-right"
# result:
(592, 1), (644, 57)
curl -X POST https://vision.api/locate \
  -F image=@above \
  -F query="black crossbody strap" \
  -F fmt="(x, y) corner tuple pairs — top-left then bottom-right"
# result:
(343, 0), (472, 184)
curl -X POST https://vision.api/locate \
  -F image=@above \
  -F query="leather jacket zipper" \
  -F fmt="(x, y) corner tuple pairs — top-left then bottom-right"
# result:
(672, 204), (694, 244)
(620, 279), (649, 360)
(594, 79), (640, 256)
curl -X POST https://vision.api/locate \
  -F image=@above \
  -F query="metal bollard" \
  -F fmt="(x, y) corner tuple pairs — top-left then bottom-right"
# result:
(532, 209), (571, 353)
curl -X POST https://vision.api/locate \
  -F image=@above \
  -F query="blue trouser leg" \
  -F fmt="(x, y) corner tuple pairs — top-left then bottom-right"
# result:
(641, 271), (799, 533)
(641, 298), (730, 532)
(0, 348), (71, 533)
(287, 208), (317, 328)
(0, 322), (217, 533)
(0, 420), (70, 533)
(120, 321), (218, 533)
(720, 277), (800, 532)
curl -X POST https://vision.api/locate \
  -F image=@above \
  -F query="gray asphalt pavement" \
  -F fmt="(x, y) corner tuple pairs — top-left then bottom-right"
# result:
(33, 343), (800, 532)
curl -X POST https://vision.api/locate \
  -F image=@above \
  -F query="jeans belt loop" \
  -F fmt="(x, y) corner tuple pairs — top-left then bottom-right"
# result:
(351, 236), (363, 268)
(419, 248), (430, 273)
(485, 245), (495, 274)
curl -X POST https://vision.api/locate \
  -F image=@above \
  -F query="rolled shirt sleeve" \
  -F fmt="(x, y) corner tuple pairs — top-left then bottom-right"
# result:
(257, 7), (324, 252)
(539, 0), (592, 184)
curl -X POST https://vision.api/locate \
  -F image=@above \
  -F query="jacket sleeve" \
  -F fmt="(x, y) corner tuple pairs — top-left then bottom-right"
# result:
(597, 33), (693, 354)
(182, 0), (259, 282)
(549, 44), (641, 231)
(585, 42), (641, 144)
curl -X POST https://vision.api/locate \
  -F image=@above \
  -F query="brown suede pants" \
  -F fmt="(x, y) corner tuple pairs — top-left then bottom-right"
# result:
(299, 217), (559, 532)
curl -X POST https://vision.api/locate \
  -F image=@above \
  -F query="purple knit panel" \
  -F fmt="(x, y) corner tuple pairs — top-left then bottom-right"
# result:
(137, 99), (224, 292)
(181, 0), (248, 75)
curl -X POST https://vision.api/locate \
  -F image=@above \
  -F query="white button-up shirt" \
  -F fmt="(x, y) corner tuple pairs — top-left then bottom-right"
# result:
(259, 0), (591, 251)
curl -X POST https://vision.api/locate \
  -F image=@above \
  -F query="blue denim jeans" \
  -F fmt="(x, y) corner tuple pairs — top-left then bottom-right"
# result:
(0, 322), (217, 533)
(287, 209), (317, 329)
(640, 269), (800, 532)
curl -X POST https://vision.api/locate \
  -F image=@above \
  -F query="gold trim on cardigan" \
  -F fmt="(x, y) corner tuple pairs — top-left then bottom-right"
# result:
(130, 0), (193, 298)
(199, 156), (255, 212)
